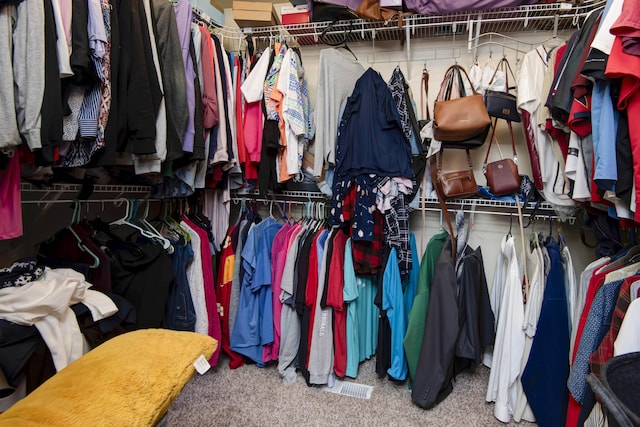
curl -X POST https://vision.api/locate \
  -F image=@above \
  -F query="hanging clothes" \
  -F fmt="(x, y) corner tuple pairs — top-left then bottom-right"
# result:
(326, 229), (349, 378)
(404, 229), (448, 383)
(485, 234), (525, 423)
(412, 237), (458, 409)
(231, 217), (282, 366)
(277, 222), (305, 384)
(312, 48), (365, 177)
(521, 240), (570, 427)
(454, 246), (495, 375)
(163, 241), (196, 331)
(381, 247), (408, 381)
(513, 233), (546, 423)
(307, 229), (333, 385)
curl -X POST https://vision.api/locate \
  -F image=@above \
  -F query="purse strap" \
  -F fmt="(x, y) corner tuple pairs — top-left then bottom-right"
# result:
(488, 57), (518, 92)
(482, 118), (518, 171)
(437, 64), (478, 102)
(431, 152), (457, 263)
(420, 68), (431, 121)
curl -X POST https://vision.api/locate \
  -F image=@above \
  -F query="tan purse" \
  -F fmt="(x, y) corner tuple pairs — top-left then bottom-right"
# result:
(433, 65), (492, 144)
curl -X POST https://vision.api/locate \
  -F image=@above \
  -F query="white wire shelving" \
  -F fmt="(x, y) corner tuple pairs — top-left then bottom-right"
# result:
(223, 0), (604, 47)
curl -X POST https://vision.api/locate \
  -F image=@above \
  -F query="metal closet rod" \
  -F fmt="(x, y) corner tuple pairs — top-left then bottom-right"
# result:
(21, 198), (162, 205)
(231, 197), (329, 207)
(419, 206), (575, 224)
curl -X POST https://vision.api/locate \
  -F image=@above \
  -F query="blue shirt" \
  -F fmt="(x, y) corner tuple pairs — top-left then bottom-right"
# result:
(592, 80), (619, 192)
(402, 233), (420, 326)
(383, 248), (408, 381)
(231, 218), (282, 365)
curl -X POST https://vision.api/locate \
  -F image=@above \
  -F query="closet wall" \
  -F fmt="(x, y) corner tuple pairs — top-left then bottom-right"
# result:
(230, 29), (596, 281)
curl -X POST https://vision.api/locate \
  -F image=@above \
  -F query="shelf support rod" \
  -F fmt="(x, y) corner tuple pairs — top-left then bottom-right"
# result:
(405, 16), (412, 80)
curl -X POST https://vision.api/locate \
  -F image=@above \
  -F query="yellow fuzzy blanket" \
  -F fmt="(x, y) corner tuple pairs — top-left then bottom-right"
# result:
(0, 329), (217, 427)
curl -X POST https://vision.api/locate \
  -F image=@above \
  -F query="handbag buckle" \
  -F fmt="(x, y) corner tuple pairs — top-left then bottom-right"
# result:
(513, 155), (518, 165)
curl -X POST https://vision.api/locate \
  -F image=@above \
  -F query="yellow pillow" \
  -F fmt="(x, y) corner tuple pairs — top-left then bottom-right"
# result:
(0, 329), (217, 427)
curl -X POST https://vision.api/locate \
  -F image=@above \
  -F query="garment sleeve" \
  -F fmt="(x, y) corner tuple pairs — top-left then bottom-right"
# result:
(313, 53), (328, 177)
(199, 27), (219, 129)
(14, 0), (45, 150)
(241, 46), (271, 103)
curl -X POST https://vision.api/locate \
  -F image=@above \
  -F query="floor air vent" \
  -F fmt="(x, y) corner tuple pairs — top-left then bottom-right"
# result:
(322, 379), (374, 400)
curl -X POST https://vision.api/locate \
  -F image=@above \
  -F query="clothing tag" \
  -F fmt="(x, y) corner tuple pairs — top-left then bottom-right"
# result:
(194, 355), (211, 375)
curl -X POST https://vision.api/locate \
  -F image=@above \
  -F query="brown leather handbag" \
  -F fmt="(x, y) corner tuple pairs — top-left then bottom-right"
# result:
(433, 65), (491, 144)
(433, 148), (478, 200)
(483, 118), (521, 196)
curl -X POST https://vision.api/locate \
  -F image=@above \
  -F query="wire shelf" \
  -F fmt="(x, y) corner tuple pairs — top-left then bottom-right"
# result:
(231, 190), (573, 221)
(21, 182), (152, 195)
(241, 0), (604, 46)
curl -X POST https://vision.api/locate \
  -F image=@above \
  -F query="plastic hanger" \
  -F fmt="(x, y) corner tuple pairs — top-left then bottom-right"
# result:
(137, 200), (173, 253)
(68, 201), (101, 268)
(111, 198), (160, 241)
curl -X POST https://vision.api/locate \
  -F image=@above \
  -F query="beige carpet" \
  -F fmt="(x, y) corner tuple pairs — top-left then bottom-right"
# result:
(165, 356), (536, 426)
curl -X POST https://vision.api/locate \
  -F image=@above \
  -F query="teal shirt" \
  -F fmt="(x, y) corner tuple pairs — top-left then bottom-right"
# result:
(344, 239), (360, 378)
(384, 248), (408, 381)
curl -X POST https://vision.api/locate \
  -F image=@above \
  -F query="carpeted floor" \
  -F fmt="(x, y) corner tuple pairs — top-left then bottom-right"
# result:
(165, 356), (536, 426)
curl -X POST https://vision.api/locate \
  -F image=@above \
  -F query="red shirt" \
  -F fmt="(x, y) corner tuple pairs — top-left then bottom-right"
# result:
(326, 229), (349, 377)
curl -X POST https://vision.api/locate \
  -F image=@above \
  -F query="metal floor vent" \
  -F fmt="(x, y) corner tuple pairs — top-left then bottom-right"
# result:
(322, 379), (374, 400)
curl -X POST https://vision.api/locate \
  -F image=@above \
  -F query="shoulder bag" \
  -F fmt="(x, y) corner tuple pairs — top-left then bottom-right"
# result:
(484, 57), (521, 122)
(433, 64), (491, 146)
(482, 118), (521, 196)
(434, 148), (478, 200)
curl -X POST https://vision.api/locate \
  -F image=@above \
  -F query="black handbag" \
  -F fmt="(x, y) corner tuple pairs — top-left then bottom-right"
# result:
(309, 2), (359, 22)
(484, 57), (521, 122)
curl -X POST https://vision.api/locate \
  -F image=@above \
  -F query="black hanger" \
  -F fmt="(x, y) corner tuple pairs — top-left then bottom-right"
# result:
(320, 22), (357, 61)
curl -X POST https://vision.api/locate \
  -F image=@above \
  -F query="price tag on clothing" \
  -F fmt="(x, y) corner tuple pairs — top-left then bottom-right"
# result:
(193, 355), (211, 375)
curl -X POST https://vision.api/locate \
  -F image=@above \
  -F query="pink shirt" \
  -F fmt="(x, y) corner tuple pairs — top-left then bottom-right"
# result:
(262, 223), (300, 362)
(198, 26), (218, 130)
(0, 154), (22, 240)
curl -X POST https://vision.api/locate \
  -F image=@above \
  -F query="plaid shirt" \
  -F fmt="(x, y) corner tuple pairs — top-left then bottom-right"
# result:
(589, 274), (640, 380)
(384, 192), (412, 277)
(352, 210), (384, 276)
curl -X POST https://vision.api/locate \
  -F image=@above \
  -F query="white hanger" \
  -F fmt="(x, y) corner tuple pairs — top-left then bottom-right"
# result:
(110, 198), (159, 241)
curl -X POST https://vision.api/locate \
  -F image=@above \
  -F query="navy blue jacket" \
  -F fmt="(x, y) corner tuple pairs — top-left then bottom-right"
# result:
(335, 68), (413, 180)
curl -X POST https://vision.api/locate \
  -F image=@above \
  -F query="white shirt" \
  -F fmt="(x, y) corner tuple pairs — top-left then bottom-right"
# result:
(0, 268), (117, 371)
(591, 0), (624, 55)
(614, 298), (640, 356)
(514, 236), (545, 423)
(180, 221), (209, 336)
(486, 235), (525, 423)
(565, 132), (592, 202)
(241, 46), (272, 103)
(519, 45), (575, 207)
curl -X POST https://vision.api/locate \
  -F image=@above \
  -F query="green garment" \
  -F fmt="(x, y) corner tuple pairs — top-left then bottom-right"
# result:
(403, 229), (449, 383)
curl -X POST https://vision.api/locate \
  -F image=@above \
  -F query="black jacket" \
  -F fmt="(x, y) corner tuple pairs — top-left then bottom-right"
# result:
(454, 246), (495, 375)
(411, 238), (458, 409)
(108, 242), (175, 329)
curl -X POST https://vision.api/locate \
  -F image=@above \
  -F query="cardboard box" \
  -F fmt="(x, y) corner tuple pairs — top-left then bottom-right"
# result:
(233, 1), (277, 27)
(281, 5), (309, 25)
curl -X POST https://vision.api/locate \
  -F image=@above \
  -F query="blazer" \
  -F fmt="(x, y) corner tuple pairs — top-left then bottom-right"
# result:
(411, 237), (458, 409)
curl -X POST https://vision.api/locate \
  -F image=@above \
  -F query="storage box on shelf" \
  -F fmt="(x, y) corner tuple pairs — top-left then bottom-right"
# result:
(281, 5), (310, 25)
(232, 0), (277, 28)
